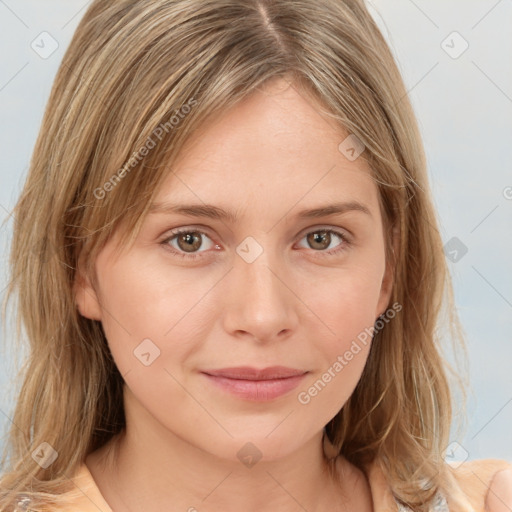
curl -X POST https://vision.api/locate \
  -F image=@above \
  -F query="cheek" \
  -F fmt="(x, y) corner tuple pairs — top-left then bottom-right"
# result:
(295, 281), (378, 420)
(297, 261), (383, 398)
(305, 258), (385, 345)
(93, 252), (217, 375)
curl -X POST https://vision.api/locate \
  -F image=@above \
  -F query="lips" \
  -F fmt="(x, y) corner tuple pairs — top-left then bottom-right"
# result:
(201, 366), (308, 401)
(202, 366), (307, 380)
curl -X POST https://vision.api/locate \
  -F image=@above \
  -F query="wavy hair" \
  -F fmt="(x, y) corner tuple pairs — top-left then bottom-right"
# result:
(1, 0), (470, 510)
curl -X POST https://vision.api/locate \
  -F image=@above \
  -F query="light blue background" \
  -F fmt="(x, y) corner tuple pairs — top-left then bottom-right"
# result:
(1, 1), (511, 463)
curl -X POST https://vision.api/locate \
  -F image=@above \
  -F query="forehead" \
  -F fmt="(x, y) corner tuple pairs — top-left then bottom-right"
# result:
(152, 78), (379, 219)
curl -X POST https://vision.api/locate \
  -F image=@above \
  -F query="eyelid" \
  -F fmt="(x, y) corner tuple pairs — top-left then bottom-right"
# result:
(161, 223), (352, 242)
(160, 226), (219, 252)
(160, 224), (217, 242)
(296, 224), (353, 243)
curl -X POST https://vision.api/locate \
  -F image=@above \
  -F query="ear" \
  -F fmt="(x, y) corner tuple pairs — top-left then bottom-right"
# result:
(73, 256), (103, 321)
(375, 224), (399, 319)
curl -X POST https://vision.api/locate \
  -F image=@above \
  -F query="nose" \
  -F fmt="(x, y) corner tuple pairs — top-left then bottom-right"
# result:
(221, 248), (299, 344)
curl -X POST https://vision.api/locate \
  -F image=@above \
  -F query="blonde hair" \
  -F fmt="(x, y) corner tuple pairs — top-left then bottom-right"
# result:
(1, 0), (471, 510)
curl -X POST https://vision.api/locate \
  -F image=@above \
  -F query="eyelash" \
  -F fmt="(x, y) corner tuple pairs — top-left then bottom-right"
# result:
(160, 227), (351, 260)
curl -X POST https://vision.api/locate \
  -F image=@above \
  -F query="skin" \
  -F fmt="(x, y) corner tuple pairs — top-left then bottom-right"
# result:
(76, 77), (395, 511)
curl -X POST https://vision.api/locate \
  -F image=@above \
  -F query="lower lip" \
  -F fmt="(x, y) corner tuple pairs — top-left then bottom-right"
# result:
(202, 373), (307, 401)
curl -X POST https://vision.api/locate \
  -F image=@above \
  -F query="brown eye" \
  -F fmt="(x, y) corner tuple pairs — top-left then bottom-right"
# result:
(162, 229), (216, 258)
(297, 228), (349, 255)
(306, 231), (332, 250)
(176, 232), (203, 253)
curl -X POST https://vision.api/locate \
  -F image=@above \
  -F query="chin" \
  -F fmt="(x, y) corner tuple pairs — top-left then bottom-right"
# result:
(199, 428), (315, 465)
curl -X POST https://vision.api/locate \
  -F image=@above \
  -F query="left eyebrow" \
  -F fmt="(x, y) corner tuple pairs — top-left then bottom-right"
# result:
(295, 201), (372, 219)
(147, 200), (372, 222)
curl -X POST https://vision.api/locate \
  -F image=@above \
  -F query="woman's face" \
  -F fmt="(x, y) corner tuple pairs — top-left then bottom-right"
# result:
(76, 78), (394, 462)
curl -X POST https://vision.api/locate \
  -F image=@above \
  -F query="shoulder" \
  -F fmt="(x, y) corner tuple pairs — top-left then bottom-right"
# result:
(485, 465), (512, 512)
(67, 462), (113, 512)
(43, 463), (113, 512)
(448, 458), (512, 512)
(362, 456), (512, 512)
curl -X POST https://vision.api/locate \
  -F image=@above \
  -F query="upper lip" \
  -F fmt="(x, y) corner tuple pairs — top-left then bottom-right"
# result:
(202, 366), (308, 380)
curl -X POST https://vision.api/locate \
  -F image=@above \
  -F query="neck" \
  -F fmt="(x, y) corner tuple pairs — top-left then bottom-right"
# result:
(86, 390), (367, 512)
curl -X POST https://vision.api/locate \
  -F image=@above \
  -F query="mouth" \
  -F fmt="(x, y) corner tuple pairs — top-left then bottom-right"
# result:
(201, 366), (309, 401)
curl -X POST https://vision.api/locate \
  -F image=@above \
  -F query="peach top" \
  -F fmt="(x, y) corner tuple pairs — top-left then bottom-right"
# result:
(48, 457), (512, 511)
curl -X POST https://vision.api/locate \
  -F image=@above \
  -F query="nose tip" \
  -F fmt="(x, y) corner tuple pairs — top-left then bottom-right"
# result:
(222, 248), (298, 342)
